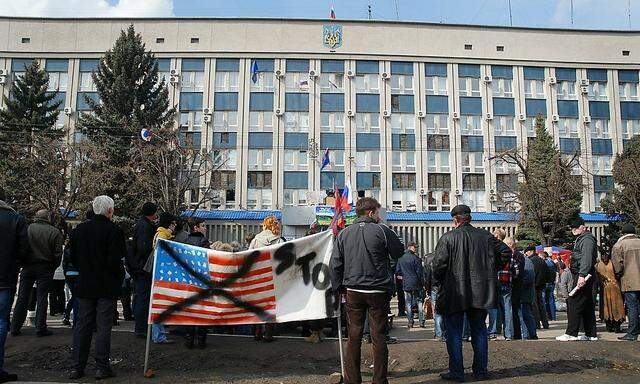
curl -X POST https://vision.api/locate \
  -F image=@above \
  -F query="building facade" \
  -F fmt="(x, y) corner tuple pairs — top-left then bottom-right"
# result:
(1, 17), (639, 213)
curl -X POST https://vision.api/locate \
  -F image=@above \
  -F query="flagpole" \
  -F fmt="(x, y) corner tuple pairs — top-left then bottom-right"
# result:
(143, 324), (152, 376)
(337, 300), (345, 379)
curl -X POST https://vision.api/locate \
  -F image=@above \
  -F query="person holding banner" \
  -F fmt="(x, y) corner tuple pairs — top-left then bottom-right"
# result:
(330, 197), (404, 384)
(556, 217), (598, 342)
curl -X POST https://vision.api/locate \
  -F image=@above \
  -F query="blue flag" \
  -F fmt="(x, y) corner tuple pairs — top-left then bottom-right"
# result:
(320, 148), (330, 171)
(251, 60), (259, 84)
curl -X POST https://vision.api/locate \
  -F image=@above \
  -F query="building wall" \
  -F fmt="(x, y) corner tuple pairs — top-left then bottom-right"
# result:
(2, 17), (639, 213)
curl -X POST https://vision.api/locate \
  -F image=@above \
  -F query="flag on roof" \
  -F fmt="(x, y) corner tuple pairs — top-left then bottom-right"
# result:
(330, 6), (336, 20)
(320, 148), (330, 171)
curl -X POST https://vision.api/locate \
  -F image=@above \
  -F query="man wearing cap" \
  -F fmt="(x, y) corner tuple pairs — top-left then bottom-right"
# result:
(432, 205), (512, 382)
(611, 224), (640, 341)
(556, 217), (598, 341)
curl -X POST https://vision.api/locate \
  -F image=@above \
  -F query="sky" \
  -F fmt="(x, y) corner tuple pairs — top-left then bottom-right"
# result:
(0, 0), (639, 30)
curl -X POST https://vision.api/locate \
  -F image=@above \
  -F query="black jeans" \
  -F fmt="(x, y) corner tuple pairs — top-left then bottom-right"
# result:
(511, 285), (522, 339)
(566, 277), (597, 337)
(534, 288), (549, 329)
(49, 280), (66, 315)
(133, 274), (152, 335)
(72, 298), (117, 371)
(120, 277), (133, 320)
(11, 266), (54, 334)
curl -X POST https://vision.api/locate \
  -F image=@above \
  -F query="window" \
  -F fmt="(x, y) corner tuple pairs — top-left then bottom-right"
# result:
(249, 111), (274, 132)
(591, 138), (613, 155)
(285, 112), (309, 132)
(21, 37), (30, 44)
(557, 118), (579, 138)
(592, 156), (612, 175)
(213, 149), (237, 169)
(213, 111), (238, 132)
(248, 149), (273, 169)
(425, 63), (448, 95)
(390, 113), (415, 134)
(215, 59), (240, 92)
(492, 79), (513, 97)
(462, 152), (484, 173)
(356, 172), (381, 190)
(391, 150), (416, 171)
(464, 44), (472, 50)
(493, 116), (515, 136)
(46, 60), (69, 92)
(494, 158), (518, 174)
(156, 37), (165, 44)
(461, 191), (486, 212)
(181, 62), (205, 92)
(250, 59), (275, 92)
(392, 173), (416, 189)
(355, 113), (380, 133)
(355, 74), (380, 93)
(463, 174), (485, 190)
(79, 59), (99, 92)
(557, 80), (576, 99)
(426, 151), (450, 173)
(285, 72), (310, 92)
(178, 131), (202, 149)
(460, 115), (482, 135)
(524, 79), (545, 98)
(623, 50), (631, 56)
(320, 112), (345, 133)
(496, 46), (504, 52)
(320, 60), (344, 93)
(355, 150), (381, 169)
(212, 171), (236, 198)
(495, 136), (517, 152)
(590, 119), (610, 139)
(619, 71), (639, 101)
(588, 81), (607, 100)
(622, 119), (640, 139)
(390, 62), (413, 95)
(284, 171), (308, 189)
(284, 150), (309, 170)
(190, 37), (199, 44)
(424, 113), (449, 134)
(428, 174), (451, 190)
(427, 134), (450, 150)
(427, 190), (450, 212)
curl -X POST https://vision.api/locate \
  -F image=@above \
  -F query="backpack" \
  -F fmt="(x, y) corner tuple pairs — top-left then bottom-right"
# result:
(498, 261), (511, 284)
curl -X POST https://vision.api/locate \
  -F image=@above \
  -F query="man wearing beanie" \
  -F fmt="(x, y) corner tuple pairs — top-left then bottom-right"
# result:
(556, 217), (598, 341)
(432, 205), (512, 382)
(612, 223), (640, 341)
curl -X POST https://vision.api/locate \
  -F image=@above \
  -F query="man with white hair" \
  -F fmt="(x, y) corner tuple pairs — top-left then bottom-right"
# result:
(68, 196), (125, 380)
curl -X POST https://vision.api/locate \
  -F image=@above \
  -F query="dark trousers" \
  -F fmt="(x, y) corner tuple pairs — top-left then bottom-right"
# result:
(444, 309), (488, 380)
(120, 278), (133, 320)
(345, 291), (390, 384)
(11, 266), (53, 334)
(565, 278), (597, 337)
(511, 286), (522, 339)
(49, 280), (66, 315)
(133, 274), (151, 335)
(64, 278), (78, 325)
(534, 288), (549, 329)
(625, 291), (640, 336)
(185, 326), (208, 345)
(72, 298), (116, 371)
(395, 277), (405, 316)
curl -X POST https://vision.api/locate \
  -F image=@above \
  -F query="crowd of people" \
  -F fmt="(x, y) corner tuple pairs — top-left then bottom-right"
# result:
(1, 190), (640, 383)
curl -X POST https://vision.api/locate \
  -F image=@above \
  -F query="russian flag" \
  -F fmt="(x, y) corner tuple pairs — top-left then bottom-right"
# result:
(330, 6), (336, 20)
(320, 148), (330, 171)
(341, 178), (353, 213)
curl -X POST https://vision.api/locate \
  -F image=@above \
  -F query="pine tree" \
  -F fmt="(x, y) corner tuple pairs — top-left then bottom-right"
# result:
(601, 135), (640, 225)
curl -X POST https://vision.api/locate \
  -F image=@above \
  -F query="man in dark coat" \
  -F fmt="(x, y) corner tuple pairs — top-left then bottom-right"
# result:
(432, 205), (511, 382)
(11, 209), (63, 337)
(68, 196), (125, 380)
(330, 197), (404, 384)
(529, 249), (550, 329)
(556, 217), (598, 341)
(125, 202), (157, 338)
(504, 238), (525, 339)
(395, 242), (425, 328)
(0, 193), (29, 383)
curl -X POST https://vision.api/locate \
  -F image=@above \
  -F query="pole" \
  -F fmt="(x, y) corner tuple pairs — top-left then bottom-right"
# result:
(336, 301), (345, 379)
(628, 0), (632, 30)
(368, 4), (372, 20)
(570, 0), (574, 27)
(508, 0), (513, 26)
(143, 324), (152, 375)
(394, 0), (400, 20)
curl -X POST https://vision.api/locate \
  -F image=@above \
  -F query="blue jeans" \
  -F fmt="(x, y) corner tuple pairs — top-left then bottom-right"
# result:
(625, 291), (640, 336)
(152, 323), (168, 343)
(545, 284), (556, 321)
(488, 309), (498, 335)
(404, 290), (425, 326)
(500, 289), (513, 339)
(0, 289), (13, 374)
(444, 309), (488, 380)
(431, 290), (444, 338)
(519, 303), (537, 339)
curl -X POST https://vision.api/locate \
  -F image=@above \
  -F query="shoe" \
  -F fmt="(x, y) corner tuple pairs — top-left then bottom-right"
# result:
(618, 334), (638, 341)
(504, 338), (512, 341)
(69, 369), (84, 380)
(474, 373), (489, 381)
(62, 319), (71, 326)
(95, 368), (116, 380)
(386, 336), (398, 344)
(439, 372), (465, 382)
(555, 334), (579, 341)
(36, 330), (53, 337)
(578, 336), (598, 341)
(488, 334), (497, 340)
(0, 372), (18, 383)
(154, 338), (175, 345)
(407, 324), (413, 329)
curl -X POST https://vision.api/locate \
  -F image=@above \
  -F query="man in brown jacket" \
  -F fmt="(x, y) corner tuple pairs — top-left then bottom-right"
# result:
(612, 223), (640, 341)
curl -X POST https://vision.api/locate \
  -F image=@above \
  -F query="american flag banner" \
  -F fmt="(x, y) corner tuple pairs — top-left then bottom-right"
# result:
(149, 230), (337, 326)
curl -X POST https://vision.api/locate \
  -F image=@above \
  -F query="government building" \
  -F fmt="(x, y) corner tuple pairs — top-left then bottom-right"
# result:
(1, 17), (638, 221)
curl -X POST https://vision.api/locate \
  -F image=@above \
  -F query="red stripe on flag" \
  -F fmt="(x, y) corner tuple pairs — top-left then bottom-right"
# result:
(208, 251), (271, 266)
(151, 303), (275, 317)
(152, 292), (275, 309)
(150, 313), (272, 325)
(154, 280), (274, 297)
(209, 266), (272, 279)
(225, 275), (273, 288)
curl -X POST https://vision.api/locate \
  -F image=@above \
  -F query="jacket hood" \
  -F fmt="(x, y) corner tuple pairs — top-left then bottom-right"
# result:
(0, 200), (14, 212)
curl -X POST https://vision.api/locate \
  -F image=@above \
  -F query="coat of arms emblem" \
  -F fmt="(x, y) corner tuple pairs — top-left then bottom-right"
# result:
(323, 25), (343, 50)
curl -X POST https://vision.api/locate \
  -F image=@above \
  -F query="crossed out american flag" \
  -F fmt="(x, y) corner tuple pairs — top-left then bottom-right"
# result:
(149, 240), (276, 325)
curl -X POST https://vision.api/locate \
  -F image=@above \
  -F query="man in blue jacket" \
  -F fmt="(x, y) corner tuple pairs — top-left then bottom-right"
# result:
(396, 242), (426, 328)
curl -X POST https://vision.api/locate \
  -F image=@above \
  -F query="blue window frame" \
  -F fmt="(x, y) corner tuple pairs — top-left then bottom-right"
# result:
(320, 93), (344, 112)
(284, 172), (308, 189)
(391, 61), (413, 75)
(523, 67), (545, 80)
(558, 100), (579, 118)
(249, 92), (274, 111)
(248, 132), (273, 149)
(426, 95), (448, 114)
(462, 136), (483, 152)
(560, 138), (581, 154)
(285, 93), (309, 112)
(321, 172), (345, 189)
(460, 97), (482, 115)
(357, 172), (380, 189)
(555, 68), (576, 81)
(587, 69), (607, 82)
(76, 92), (99, 111)
(284, 133), (308, 149)
(45, 59), (68, 72)
(47, 91), (65, 110)
(79, 59), (100, 72)
(179, 132), (201, 148)
(320, 133), (345, 149)
(619, 70), (639, 83)
(594, 176), (614, 192)
(391, 95), (414, 113)
(213, 132), (237, 149)
(525, 98), (547, 117)
(11, 58), (35, 72)
(591, 139), (613, 155)
(356, 94), (380, 113)
(493, 98), (515, 116)
(495, 136), (517, 151)
(392, 134), (416, 150)
(156, 58), (170, 72)
(182, 58), (205, 72)
(321, 60), (344, 73)
(491, 65), (513, 79)
(425, 63), (447, 77)
(285, 59), (309, 73)
(458, 64), (480, 78)
(216, 59), (239, 72)
(621, 102), (640, 119)
(179, 92), (203, 111)
(589, 101), (610, 119)
(356, 60), (379, 74)
(252, 59), (274, 72)
(356, 133), (380, 150)
(214, 92), (238, 111)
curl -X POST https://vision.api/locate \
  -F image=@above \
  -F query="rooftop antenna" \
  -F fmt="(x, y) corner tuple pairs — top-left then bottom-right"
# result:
(570, 0), (574, 27)
(395, 0), (400, 20)
(508, 0), (513, 26)
(368, 4), (372, 20)
(628, 0), (632, 30)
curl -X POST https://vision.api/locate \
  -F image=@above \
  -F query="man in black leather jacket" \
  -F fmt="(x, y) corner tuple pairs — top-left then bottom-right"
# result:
(432, 205), (511, 382)
(330, 197), (404, 384)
